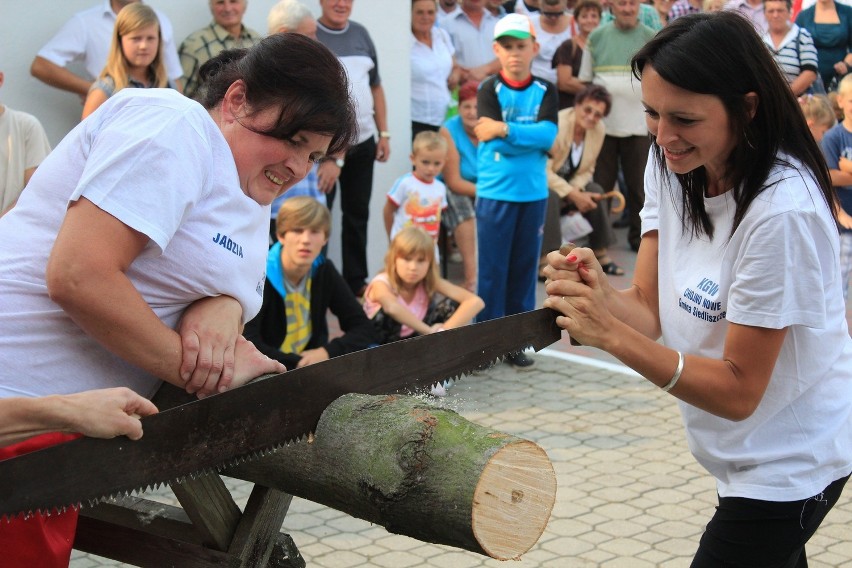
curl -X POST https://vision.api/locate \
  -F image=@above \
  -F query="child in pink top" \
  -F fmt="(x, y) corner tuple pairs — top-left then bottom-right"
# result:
(364, 226), (484, 341)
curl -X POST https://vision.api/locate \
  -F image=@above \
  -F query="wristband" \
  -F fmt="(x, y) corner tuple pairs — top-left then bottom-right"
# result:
(379, 131), (391, 139)
(503, 123), (509, 138)
(661, 351), (684, 393)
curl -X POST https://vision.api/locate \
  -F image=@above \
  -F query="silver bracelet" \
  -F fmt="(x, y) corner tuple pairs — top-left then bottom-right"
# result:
(661, 351), (684, 393)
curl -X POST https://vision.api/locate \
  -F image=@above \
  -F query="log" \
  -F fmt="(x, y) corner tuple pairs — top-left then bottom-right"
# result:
(225, 393), (556, 560)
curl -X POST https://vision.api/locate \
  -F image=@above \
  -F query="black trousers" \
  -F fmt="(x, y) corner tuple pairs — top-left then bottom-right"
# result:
(592, 134), (651, 251)
(692, 474), (850, 567)
(411, 121), (439, 142)
(327, 137), (376, 293)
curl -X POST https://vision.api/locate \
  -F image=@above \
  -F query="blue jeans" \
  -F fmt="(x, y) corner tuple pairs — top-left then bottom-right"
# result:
(475, 197), (546, 322)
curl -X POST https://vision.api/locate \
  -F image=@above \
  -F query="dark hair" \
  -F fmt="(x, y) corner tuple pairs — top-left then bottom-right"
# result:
(197, 33), (357, 156)
(631, 12), (834, 239)
(575, 84), (612, 117)
(763, 0), (792, 11)
(574, 0), (603, 18)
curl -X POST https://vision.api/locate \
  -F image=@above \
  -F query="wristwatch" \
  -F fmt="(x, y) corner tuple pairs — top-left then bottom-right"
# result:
(335, 158), (345, 168)
(379, 131), (391, 139)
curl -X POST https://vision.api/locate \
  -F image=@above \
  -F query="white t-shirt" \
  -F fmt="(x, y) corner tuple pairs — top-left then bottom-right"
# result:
(316, 20), (380, 145)
(641, 153), (852, 501)
(529, 13), (572, 85)
(0, 89), (269, 400)
(411, 27), (456, 127)
(0, 107), (51, 214)
(37, 0), (182, 82)
(387, 172), (448, 243)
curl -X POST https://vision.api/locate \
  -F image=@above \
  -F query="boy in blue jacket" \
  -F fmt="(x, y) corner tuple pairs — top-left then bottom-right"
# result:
(475, 13), (559, 366)
(244, 197), (376, 368)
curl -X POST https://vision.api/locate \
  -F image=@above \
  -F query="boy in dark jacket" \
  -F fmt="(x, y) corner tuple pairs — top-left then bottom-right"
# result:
(244, 197), (376, 368)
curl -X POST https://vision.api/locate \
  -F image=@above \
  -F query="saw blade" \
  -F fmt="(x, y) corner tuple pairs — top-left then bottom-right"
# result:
(0, 308), (561, 518)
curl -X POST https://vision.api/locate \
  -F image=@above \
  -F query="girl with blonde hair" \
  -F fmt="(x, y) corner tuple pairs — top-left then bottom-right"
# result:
(364, 226), (483, 343)
(82, 3), (170, 119)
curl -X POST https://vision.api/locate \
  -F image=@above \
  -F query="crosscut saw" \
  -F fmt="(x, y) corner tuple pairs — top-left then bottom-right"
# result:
(0, 308), (560, 519)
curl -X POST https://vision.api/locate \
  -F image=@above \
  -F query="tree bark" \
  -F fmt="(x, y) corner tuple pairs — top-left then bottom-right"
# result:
(225, 393), (556, 560)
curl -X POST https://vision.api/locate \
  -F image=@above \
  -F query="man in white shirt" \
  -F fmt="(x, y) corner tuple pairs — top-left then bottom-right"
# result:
(438, 0), (463, 24)
(30, 0), (183, 99)
(315, 0), (391, 297)
(439, 0), (502, 81)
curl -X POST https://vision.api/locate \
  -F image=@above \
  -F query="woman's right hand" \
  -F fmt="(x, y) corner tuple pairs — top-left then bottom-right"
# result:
(541, 247), (618, 348)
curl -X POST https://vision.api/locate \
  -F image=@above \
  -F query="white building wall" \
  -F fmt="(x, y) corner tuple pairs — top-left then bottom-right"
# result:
(0, 0), (411, 278)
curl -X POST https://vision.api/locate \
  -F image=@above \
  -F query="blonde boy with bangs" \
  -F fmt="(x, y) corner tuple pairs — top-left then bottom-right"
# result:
(244, 197), (376, 368)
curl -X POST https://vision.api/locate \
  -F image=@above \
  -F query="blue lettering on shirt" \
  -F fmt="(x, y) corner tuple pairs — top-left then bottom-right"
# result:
(678, 277), (726, 323)
(213, 233), (244, 258)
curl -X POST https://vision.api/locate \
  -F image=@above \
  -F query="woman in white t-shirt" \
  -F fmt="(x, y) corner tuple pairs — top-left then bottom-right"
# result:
(543, 12), (852, 566)
(0, 33), (356, 566)
(411, 0), (460, 139)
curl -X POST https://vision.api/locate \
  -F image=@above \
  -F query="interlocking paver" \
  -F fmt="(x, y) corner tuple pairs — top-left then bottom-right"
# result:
(69, 352), (852, 567)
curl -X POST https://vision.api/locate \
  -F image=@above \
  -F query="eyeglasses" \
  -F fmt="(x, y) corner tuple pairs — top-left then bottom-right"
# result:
(578, 105), (605, 119)
(540, 10), (565, 18)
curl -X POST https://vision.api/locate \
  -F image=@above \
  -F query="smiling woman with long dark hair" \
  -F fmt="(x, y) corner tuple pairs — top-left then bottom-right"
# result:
(544, 12), (852, 566)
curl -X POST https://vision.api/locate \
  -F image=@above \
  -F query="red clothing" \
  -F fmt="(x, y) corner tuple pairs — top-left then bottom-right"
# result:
(0, 432), (81, 567)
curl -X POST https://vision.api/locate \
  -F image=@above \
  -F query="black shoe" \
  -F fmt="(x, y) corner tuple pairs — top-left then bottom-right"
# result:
(506, 351), (535, 367)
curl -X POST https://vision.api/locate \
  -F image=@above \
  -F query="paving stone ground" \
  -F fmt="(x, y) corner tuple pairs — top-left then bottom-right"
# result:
(71, 230), (852, 566)
(71, 351), (852, 567)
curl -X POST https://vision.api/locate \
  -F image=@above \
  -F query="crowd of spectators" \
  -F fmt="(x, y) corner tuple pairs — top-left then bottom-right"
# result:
(5, 0), (852, 378)
(4, 2), (852, 563)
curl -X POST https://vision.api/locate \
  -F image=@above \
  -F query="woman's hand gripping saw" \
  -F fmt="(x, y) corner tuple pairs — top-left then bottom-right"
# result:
(542, 243), (618, 348)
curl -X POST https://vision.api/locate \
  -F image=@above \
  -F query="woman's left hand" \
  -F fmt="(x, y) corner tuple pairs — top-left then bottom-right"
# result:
(178, 295), (243, 396)
(542, 247), (618, 348)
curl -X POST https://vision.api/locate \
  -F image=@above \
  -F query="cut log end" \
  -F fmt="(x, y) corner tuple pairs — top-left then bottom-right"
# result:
(471, 440), (556, 560)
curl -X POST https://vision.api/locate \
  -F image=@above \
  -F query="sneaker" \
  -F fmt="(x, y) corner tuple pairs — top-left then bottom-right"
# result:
(506, 351), (535, 367)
